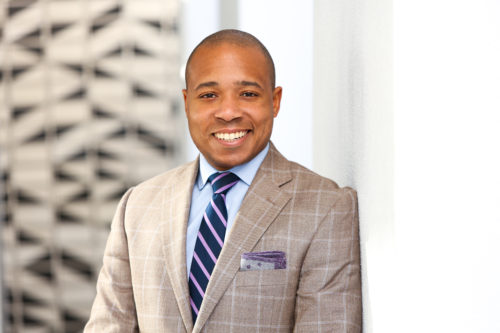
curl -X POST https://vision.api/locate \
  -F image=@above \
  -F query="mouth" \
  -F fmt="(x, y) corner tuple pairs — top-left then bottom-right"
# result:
(213, 130), (249, 142)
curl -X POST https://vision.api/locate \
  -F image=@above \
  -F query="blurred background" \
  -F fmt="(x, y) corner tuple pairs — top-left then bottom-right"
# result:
(1, 0), (499, 332)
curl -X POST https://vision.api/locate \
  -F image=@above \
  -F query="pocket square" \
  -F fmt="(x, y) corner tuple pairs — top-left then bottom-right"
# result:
(240, 251), (286, 271)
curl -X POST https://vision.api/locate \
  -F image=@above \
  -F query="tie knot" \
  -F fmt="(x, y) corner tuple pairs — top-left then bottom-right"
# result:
(208, 172), (240, 195)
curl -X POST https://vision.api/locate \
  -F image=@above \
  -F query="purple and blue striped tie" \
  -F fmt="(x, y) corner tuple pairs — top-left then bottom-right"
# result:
(189, 171), (239, 322)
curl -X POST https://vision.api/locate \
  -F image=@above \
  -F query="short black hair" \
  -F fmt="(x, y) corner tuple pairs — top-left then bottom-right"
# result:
(185, 29), (276, 89)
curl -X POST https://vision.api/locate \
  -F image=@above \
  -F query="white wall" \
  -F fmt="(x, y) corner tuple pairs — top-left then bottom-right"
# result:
(315, 0), (500, 332)
(394, 1), (500, 331)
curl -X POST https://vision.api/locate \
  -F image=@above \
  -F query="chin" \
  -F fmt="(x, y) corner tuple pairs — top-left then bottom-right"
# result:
(213, 155), (248, 170)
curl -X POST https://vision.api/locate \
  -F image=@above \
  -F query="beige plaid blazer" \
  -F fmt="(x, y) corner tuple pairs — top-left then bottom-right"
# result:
(85, 143), (362, 332)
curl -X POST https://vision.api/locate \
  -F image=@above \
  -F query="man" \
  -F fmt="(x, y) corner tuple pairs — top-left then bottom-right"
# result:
(85, 29), (361, 332)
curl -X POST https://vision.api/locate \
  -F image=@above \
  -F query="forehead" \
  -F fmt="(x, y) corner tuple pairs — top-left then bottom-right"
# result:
(186, 43), (271, 87)
(192, 41), (265, 63)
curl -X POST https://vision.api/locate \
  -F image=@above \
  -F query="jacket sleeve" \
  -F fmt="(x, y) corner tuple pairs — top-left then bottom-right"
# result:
(84, 188), (139, 332)
(294, 187), (362, 332)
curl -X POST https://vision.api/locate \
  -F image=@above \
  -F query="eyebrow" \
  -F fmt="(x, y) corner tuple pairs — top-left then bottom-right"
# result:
(238, 81), (262, 89)
(194, 80), (263, 91)
(195, 81), (218, 91)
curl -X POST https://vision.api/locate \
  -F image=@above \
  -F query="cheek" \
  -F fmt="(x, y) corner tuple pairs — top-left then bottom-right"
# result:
(188, 111), (207, 130)
(256, 113), (274, 133)
(187, 118), (205, 142)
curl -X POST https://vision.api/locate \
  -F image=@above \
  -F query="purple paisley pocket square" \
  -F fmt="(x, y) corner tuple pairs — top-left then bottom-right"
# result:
(240, 251), (286, 271)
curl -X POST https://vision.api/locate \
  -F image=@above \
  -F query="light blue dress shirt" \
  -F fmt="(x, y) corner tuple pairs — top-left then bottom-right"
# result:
(185, 143), (270, 274)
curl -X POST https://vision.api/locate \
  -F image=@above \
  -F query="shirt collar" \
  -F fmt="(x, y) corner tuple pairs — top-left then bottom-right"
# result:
(197, 143), (270, 190)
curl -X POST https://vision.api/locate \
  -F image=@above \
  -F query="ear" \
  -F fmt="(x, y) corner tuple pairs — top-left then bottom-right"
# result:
(272, 86), (282, 117)
(182, 89), (188, 115)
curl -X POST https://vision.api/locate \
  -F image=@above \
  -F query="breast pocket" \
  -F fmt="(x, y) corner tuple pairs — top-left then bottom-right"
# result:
(234, 268), (289, 287)
(228, 269), (296, 327)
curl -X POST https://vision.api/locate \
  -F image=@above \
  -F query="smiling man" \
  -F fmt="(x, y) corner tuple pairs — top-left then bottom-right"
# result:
(183, 39), (281, 171)
(85, 30), (362, 333)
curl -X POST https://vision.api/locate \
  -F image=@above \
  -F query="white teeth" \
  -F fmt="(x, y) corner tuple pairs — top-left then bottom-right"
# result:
(215, 131), (247, 141)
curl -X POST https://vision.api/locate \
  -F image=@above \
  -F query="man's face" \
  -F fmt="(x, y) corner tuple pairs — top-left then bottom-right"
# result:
(183, 43), (282, 170)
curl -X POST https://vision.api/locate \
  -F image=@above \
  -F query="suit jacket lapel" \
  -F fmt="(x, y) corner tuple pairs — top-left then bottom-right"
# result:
(161, 158), (199, 333)
(194, 143), (293, 331)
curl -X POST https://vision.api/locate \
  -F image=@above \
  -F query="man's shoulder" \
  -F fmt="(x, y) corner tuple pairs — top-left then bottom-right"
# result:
(262, 147), (357, 221)
(265, 143), (354, 196)
(135, 159), (197, 189)
(124, 159), (198, 206)
(285, 159), (356, 197)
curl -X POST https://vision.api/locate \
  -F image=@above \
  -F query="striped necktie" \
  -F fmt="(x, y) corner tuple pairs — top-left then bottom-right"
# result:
(189, 171), (240, 323)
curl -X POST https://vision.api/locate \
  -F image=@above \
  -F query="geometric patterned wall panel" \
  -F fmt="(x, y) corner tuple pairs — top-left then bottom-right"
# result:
(0, 0), (182, 331)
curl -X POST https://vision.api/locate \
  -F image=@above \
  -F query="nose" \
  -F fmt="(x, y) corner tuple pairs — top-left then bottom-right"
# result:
(215, 95), (241, 122)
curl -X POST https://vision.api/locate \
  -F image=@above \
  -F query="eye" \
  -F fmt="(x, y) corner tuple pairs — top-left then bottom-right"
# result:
(241, 91), (258, 97)
(199, 92), (216, 99)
